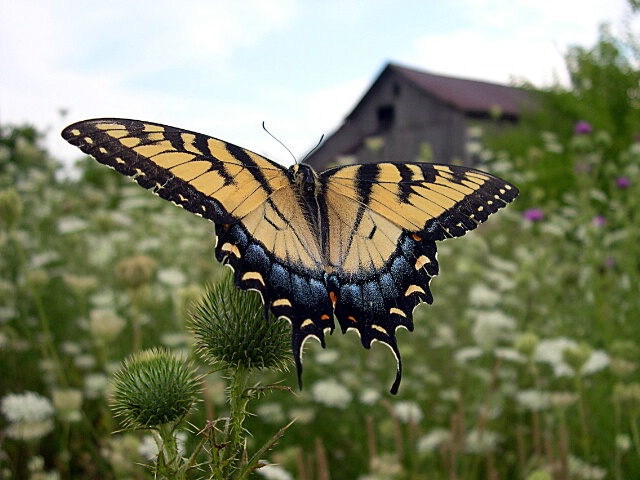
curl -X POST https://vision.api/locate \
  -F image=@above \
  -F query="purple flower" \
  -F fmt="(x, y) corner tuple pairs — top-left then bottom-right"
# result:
(616, 176), (631, 189)
(605, 257), (616, 268)
(574, 121), (593, 135)
(592, 215), (606, 227)
(524, 208), (544, 222)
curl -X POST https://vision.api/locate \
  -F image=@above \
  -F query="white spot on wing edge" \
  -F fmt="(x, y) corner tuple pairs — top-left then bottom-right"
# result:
(298, 334), (322, 366)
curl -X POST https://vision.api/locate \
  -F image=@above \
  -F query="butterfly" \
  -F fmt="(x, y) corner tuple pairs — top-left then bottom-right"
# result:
(62, 119), (518, 394)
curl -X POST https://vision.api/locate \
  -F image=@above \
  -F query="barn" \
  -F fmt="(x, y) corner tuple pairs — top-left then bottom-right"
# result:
(305, 62), (533, 170)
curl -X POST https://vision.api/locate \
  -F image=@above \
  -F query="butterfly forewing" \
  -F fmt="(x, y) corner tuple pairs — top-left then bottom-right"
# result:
(62, 119), (289, 224)
(321, 162), (518, 240)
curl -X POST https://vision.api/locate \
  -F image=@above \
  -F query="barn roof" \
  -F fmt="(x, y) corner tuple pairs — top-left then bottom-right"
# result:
(349, 63), (532, 119)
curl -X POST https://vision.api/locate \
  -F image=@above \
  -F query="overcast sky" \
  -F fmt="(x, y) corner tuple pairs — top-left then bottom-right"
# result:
(0, 0), (636, 166)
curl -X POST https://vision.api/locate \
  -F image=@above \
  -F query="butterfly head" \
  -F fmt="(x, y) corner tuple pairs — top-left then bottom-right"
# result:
(288, 163), (319, 196)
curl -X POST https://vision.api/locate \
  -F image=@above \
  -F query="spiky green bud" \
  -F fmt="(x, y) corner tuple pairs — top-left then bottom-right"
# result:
(190, 275), (291, 373)
(111, 348), (200, 429)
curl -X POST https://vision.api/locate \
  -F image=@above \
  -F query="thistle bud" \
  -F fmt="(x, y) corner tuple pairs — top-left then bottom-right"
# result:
(111, 348), (200, 429)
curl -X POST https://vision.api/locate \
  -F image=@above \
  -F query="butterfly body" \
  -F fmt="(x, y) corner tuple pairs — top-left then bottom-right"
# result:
(62, 119), (518, 394)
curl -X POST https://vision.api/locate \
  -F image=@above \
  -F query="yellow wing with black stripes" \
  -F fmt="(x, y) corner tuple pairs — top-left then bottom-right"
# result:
(62, 119), (292, 223)
(62, 118), (519, 395)
(318, 162), (518, 393)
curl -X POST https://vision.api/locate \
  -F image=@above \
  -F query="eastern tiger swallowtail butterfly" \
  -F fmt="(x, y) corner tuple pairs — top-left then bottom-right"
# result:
(62, 119), (518, 394)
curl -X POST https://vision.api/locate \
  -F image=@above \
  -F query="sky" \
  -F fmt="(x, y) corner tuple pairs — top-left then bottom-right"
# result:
(0, 0), (636, 167)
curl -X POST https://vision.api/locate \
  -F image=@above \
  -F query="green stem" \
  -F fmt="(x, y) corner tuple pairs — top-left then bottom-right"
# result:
(221, 366), (250, 477)
(154, 424), (186, 480)
(574, 374), (591, 458)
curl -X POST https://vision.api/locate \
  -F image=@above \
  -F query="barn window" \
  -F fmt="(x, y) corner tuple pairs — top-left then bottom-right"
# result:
(377, 105), (395, 131)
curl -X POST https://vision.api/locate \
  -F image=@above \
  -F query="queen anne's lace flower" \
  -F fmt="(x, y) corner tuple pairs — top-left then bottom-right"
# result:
(311, 379), (352, 409)
(394, 401), (423, 423)
(1, 391), (55, 440)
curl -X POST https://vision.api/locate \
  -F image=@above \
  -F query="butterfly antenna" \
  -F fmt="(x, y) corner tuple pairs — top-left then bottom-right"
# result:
(301, 133), (325, 164)
(262, 122), (298, 164)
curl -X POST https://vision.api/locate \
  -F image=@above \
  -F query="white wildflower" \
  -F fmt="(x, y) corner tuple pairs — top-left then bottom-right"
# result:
(2, 391), (55, 440)
(465, 429), (500, 453)
(417, 428), (452, 453)
(394, 401), (423, 423)
(84, 373), (109, 400)
(431, 324), (457, 347)
(616, 434), (631, 452)
(494, 347), (526, 363)
(311, 379), (352, 409)
(74, 353), (97, 370)
(359, 388), (381, 406)
(535, 337), (576, 377)
(439, 389), (460, 403)
(471, 310), (516, 350)
(138, 435), (158, 461)
(288, 408), (315, 424)
(90, 309), (126, 343)
(516, 389), (549, 411)
(257, 463), (294, 480)
(57, 216), (88, 234)
(29, 251), (60, 269)
(455, 346), (483, 364)
(315, 349), (340, 365)
(469, 284), (501, 307)
(535, 338), (609, 377)
(568, 455), (607, 479)
(256, 403), (286, 425)
(157, 268), (187, 287)
(583, 350), (610, 375)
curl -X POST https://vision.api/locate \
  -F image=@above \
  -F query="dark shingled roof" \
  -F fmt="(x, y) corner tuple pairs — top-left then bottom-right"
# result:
(390, 63), (531, 117)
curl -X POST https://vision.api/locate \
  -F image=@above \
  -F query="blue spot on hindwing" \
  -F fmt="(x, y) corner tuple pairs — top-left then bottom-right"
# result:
(340, 283), (362, 310)
(379, 272), (399, 298)
(362, 281), (384, 314)
(291, 273), (312, 306)
(269, 263), (291, 291)
(245, 243), (270, 270)
(390, 255), (411, 283)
